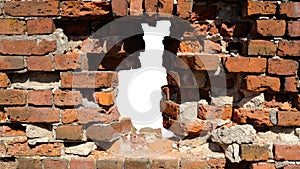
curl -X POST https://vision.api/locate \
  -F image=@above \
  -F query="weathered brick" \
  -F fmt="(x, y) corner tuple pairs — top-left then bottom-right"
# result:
(150, 156), (179, 169)
(180, 158), (207, 169)
(94, 91), (114, 106)
(54, 90), (82, 107)
(56, 125), (83, 141)
(0, 125), (26, 137)
(97, 157), (124, 169)
(177, 0), (192, 18)
(274, 144), (300, 160)
(268, 59), (298, 76)
(145, 0), (157, 13)
(244, 1), (276, 16)
(0, 40), (56, 55)
(4, 1), (59, 16)
(0, 73), (10, 88)
(255, 20), (286, 37)
(178, 40), (202, 53)
(161, 100), (180, 119)
(157, 0), (173, 14)
(178, 55), (220, 71)
(284, 165), (300, 169)
(198, 105), (232, 120)
(124, 158), (150, 169)
(280, 2), (300, 18)
(27, 18), (55, 35)
(60, 72), (118, 89)
(0, 19), (26, 35)
(0, 56), (24, 70)
(70, 159), (95, 169)
(54, 53), (80, 70)
(61, 1), (110, 17)
(234, 108), (273, 126)
(241, 144), (269, 161)
(27, 56), (53, 71)
(288, 21), (300, 37)
(220, 22), (250, 37)
(28, 90), (52, 106)
(208, 158), (226, 168)
(112, 0), (128, 16)
(44, 159), (68, 169)
(278, 40), (300, 57)
(248, 40), (276, 56)
(295, 94), (300, 110)
(277, 111), (300, 126)
(245, 76), (280, 92)
(0, 160), (18, 169)
(130, 0), (143, 15)
(251, 163), (276, 169)
(8, 143), (61, 157)
(0, 90), (26, 106)
(284, 77), (298, 92)
(224, 56), (266, 73)
(17, 158), (42, 169)
(6, 107), (60, 123)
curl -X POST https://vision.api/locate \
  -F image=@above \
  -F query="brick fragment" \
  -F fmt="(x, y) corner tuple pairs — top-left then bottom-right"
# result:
(234, 108), (273, 126)
(44, 159), (68, 169)
(241, 144), (269, 161)
(0, 56), (24, 70)
(251, 163), (276, 169)
(245, 76), (280, 92)
(28, 90), (52, 106)
(288, 21), (300, 37)
(0, 90), (26, 106)
(277, 111), (300, 126)
(17, 158), (42, 169)
(27, 18), (55, 35)
(56, 125), (83, 141)
(130, 0), (143, 15)
(268, 59), (298, 76)
(6, 107), (60, 123)
(0, 19), (26, 34)
(198, 105), (232, 120)
(8, 143), (61, 156)
(94, 91), (114, 106)
(112, 0), (128, 16)
(244, 1), (276, 16)
(0, 40), (56, 55)
(54, 53), (80, 70)
(248, 40), (276, 56)
(274, 144), (300, 160)
(150, 156), (179, 169)
(54, 90), (82, 107)
(61, 1), (110, 17)
(224, 56), (266, 73)
(0, 73), (10, 88)
(4, 1), (59, 16)
(255, 20), (286, 37)
(157, 0), (173, 14)
(284, 77), (298, 92)
(160, 100), (180, 119)
(60, 72), (118, 89)
(278, 40), (300, 57)
(177, 0), (192, 18)
(280, 2), (300, 18)
(27, 56), (53, 71)
(145, 0), (157, 13)
(0, 125), (26, 137)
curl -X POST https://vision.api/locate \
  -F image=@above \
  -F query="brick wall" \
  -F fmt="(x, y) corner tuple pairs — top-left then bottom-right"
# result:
(0, 0), (299, 169)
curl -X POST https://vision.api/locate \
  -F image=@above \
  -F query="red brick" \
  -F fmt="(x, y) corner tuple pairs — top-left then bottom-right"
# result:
(288, 21), (300, 37)
(6, 107), (60, 123)
(124, 158), (150, 169)
(27, 18), (55, 35)
(255, 20), (286, 37)
(0, 73), (10, 88)
(81, 38), (102, 53)
(180, 158), (207, 169)
(179, 55), (220, 71)
(284, 165), (300, 169)
(208, 158), (226, 168)
(27, 56), (53, 71)
(234, 108), (273, 126)
(0, 19), (26, 35)
(241, 144), (269, 161)
(54, 90), (82, 107)
(28, 90), (52, 106)
(60, 72), (118, 89)
(130, 0), (143, 16)
(150, 156), (179, 169)
(178, 40), (202, 53)
(158, 0), (173, 14)
(248, 40), (276, 56)
(54, 53), (80, 70)
(0, 90), (26, 106)
(278, 40), (300, 57)
(224, 56), (266, 73)
(0, 160), (17, 169)
(268, 59), (298, 76)
(160, 100), (180, 119)
(198, 105), (232, 120)
(244, 1), (276, 16)
(17, 158), (42, 169)
(44, 159), (68, 169)
(284, 77), (298, 92)
(56, 125), (83, 141)
(94, 91), (114, 106)
(97, 157), (124, 169)
(62, 107), (120, 124)
(145, 0), (157, 13)
(0, 39), (56, 55)
(274, 144), (300, 160)
(204, 40), (222, 54)
(8, 143), (61, 157)
(70, 159), (95, 169)
(251, 163), (276, 169)
(191, 5), (217, 21)
(112, 0), (128, 16)
(0, 125), (26, 137)
(0, 56), (24, 70)
(280, 2), (300, 18)
(4, 1), (59, 16)
(177, 0), (192, 18)
(277, 111), (300, 126)
(61, 2), (110, 17)
(220, 22), (250, 37)
(245, 75), (280, 92)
